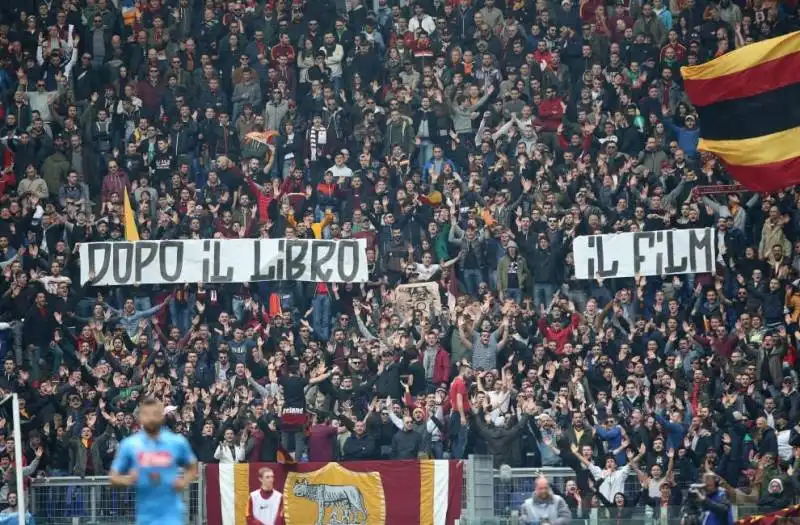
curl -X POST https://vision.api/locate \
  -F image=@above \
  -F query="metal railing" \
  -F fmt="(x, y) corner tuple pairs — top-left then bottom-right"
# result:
(459, 458), (775, 524)
(28, 467), (205, 525)
(461, 459), (594, 524)
(492, 467), (583, 519)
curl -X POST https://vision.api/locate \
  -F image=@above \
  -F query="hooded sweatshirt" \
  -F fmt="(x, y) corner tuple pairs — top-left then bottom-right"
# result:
(519, 493), (572, 525)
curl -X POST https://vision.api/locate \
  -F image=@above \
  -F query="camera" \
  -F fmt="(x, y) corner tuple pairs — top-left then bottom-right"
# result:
(687, 483), (705, 498)
(682, 483), (706, 525)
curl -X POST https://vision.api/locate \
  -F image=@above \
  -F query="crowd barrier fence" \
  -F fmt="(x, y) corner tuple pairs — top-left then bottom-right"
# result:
(24, 458), (774, 524)
(28, 472), (204, 525)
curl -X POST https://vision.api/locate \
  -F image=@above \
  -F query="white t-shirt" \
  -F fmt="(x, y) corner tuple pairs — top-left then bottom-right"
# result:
(330, 165), (353, 178)
(778, 429), (793, 462)
(412, 263), (441, 281)
(39, 275), (72, 294)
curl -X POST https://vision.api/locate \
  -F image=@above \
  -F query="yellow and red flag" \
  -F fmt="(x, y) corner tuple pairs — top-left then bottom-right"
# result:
(735, 503), (800, 525)
(681, 31), (800, 191)
(123, 187), (139, 241)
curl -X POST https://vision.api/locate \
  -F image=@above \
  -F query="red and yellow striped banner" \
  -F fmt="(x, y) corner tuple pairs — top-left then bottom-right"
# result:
(736, 504), (800, 525)
(682, 31), (800, 191)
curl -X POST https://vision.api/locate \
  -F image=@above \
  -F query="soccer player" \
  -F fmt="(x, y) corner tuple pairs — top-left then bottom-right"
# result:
(246, 467), (284, 525)
(109, 397), (199, 525)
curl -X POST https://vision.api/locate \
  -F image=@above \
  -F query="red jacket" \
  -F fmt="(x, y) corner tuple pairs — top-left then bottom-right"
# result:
(270, 43), (295, 65)
(532, 49), (553, 67)
(307, 423), (338, 462)
(280, 176), (306, 210)
(213, 218), (238, 238)
(557, 130), (592, 154)
(315, 181), (336, 198)
(136, 79), (165, 112)
(246, 179), (274, 225)
(537, 97), (564, 132)
(100, 171), (131, 203)
(421, 346), (451, 384)
(537, 313), (580, 352)
(0, 167), (15, 197)
(660, 42), (687, 62)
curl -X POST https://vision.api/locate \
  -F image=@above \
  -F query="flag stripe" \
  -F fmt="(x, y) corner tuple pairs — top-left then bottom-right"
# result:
(698, 126), (800, 165)
(420, 460), (435, 525)
(205, 464), (222, 525)
(694, 82), (800, 140)
(719, 157), (800, 192)
(433, 460), (450, 525)
(684, 50), (800, 106)
(234, 464), (250, 525)
(219, 464), (235, 525)
(446, 460), (464, 525)
(680, 31), (800, 191)
(681, 30), (800, 80)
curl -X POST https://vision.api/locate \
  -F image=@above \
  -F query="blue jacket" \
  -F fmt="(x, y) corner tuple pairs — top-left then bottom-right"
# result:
(655, 413), (687, 451)
(111, 302), (167, 337)
(421, 157), (455, 184)
(664, 117), (700, 157)
(595, 424), (626, 465)
(701, 488), (734, 525)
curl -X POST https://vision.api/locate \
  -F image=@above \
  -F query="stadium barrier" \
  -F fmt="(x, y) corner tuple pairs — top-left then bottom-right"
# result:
(25, 458), (781, 525)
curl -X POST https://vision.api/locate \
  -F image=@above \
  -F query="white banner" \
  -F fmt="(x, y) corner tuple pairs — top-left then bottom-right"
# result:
(573, 228), (715, 280)
(80, 239), (369, 286)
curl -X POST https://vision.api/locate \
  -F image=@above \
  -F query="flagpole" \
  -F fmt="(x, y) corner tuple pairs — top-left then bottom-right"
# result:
(12, 394), (24, 525)
(1, 394), (26, 525)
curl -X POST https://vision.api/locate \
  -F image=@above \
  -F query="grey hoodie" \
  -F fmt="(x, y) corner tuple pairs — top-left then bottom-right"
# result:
(450, 91), (491, 134)
(264, 100), (289, 132)
(519, 493), (572, 525)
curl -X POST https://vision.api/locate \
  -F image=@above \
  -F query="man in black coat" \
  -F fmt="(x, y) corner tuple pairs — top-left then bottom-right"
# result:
(22, 291), (56, 381)
(342, 420), (377, 460)
(391, 416), (423, 459)
(756, 416), (778, 458)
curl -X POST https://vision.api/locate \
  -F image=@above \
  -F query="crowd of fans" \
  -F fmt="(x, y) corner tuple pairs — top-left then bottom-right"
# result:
(0, 0), (799, 522)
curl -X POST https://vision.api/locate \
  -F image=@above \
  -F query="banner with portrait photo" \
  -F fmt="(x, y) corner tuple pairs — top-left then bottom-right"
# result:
(394, 282), (443, 319)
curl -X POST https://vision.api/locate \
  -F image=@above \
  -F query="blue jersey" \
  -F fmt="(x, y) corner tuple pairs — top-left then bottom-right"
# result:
(111, 429), (197, 525)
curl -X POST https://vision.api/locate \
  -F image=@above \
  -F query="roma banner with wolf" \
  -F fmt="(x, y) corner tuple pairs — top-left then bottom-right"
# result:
(205, 460), (464, 525)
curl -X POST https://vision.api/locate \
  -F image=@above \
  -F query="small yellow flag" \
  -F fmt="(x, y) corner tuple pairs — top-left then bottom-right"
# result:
(123, 187), (140, 241)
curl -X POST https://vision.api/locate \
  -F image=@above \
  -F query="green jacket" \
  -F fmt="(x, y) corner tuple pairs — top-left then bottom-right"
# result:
(41, 152), (71, 198)
(434, 225), (452, 262)
(497, 254), (530, 292)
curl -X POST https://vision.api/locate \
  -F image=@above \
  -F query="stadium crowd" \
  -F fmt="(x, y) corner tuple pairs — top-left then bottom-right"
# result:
(0, 0), (799, 522)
